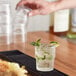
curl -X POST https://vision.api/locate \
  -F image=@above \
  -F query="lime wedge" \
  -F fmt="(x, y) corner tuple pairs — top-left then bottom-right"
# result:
(50, 41), (59, 47)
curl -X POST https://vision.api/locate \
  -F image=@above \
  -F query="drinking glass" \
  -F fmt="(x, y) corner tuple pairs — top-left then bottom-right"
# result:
(35, 44), (56, 72)
(13, 6), (31, 43)
(0, 1), (12, 45)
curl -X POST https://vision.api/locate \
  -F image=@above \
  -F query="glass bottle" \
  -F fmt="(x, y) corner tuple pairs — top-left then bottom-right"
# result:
(50, 9), (70, 37)
(67, 8), (76, 39)
(49, 0), (70, 37)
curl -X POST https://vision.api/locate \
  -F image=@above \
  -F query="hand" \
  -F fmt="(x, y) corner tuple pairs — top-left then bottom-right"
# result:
(17, 0), (76, 16)
(17, 0), (57, 16)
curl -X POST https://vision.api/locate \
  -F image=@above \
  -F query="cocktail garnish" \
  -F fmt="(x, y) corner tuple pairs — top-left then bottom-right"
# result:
(31, 39), (41, 46)
(50, 41), (59, 47)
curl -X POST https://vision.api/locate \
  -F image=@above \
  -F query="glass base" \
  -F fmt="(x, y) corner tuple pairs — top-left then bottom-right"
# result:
(36, 67), (54, 72)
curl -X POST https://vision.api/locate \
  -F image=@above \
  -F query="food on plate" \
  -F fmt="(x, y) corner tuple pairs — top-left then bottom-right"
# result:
(0, 59), (28, 76)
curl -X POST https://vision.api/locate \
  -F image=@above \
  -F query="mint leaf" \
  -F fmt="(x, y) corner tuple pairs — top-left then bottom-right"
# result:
(50, 41), (58, 44)
(31, 42), (37, 46)
(37, 39), (41, 43)
(31, 39), (41, 46)
(50, 41), (59, 47)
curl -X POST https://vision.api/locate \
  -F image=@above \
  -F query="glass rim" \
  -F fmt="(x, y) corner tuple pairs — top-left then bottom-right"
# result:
(17, 5), (32, 13)
(35, 43), (56, 48)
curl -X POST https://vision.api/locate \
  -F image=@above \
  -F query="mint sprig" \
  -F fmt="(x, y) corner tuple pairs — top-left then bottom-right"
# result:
(50, 41), (58, 44)
(50, 41), (59, 47)
(31, 39), (41, 46)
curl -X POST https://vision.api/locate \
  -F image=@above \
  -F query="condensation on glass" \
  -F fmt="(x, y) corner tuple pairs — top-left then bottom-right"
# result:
(35, 44), (56, 72)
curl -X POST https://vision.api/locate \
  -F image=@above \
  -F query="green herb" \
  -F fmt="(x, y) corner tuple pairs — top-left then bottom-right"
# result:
(36, 55), (46, 60)
(42, 55), (46, 60)
(50, 41), (59, 47)
(37, 39), (41, 43)
(31, 39), (41, 46)
(50, 41), (58, 44)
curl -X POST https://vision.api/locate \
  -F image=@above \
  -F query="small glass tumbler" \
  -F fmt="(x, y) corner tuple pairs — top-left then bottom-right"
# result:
(35, 44), (56, 72)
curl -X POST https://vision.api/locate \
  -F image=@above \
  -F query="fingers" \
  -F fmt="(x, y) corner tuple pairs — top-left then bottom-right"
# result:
(29, 9), (49, 16)
(17, 0), (43, 16)
(17, 0), (34, 8)
(29, 10), (40, 16)
(16, 0), (58, 16)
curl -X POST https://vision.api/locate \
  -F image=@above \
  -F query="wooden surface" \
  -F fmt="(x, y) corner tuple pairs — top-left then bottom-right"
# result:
(0, 31), (76, 76)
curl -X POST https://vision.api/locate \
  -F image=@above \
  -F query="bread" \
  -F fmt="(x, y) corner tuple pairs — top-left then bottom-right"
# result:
(0, 59), (28, 76)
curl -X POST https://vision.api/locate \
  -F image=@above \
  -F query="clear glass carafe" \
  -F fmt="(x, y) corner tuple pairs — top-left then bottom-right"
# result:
(13, 6), (31, 43)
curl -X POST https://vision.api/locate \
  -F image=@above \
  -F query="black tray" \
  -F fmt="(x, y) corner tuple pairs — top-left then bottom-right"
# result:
(0, 50), (68, 76)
